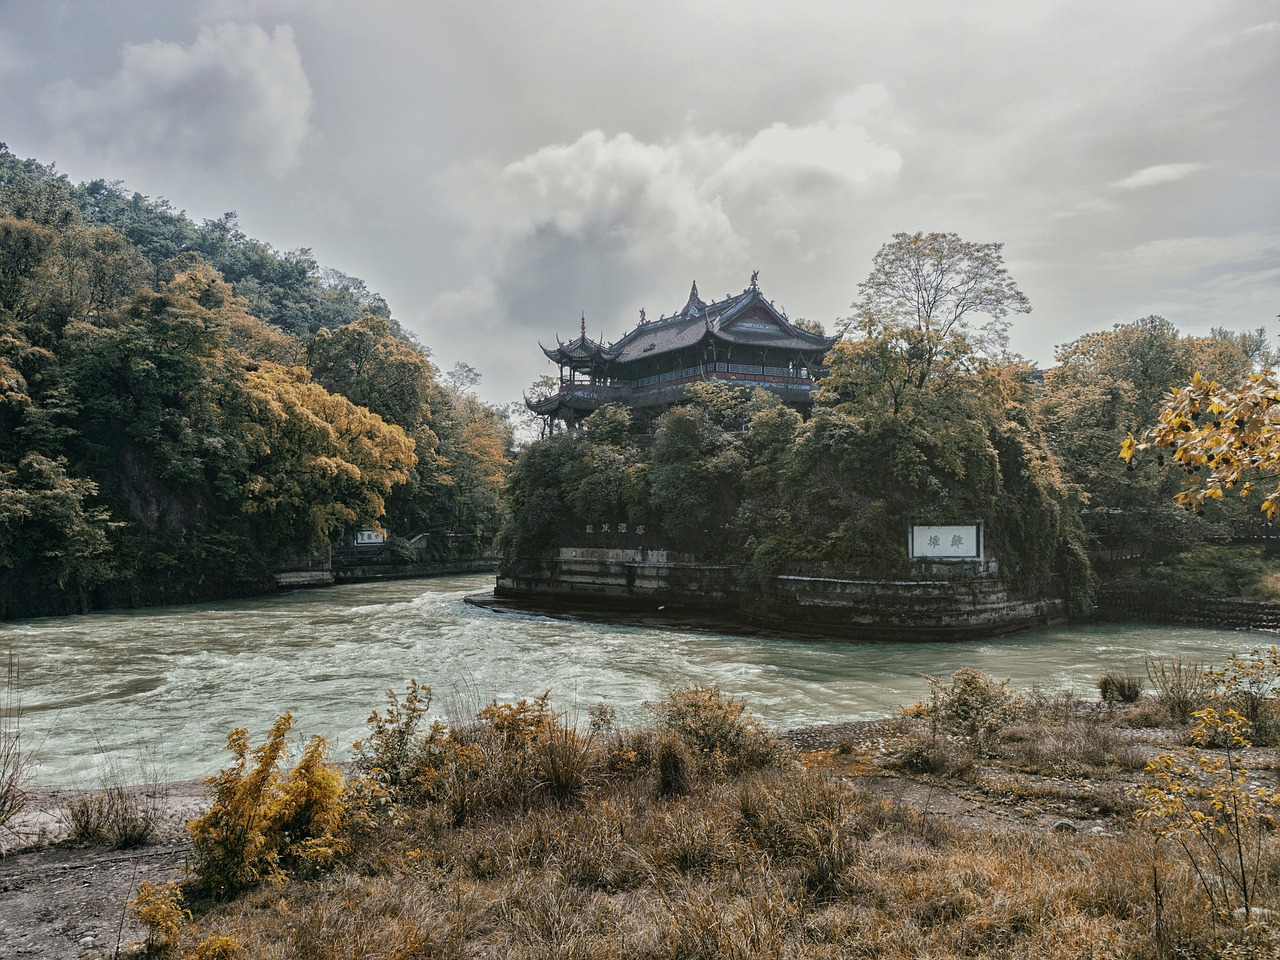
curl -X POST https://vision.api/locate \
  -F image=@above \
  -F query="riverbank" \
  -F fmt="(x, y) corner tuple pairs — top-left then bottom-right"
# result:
(0, 694), (1258, 960)
(473, 586), (1280, 642)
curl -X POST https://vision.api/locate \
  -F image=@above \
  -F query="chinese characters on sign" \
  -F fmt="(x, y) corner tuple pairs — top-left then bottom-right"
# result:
(585, 522), (646, 536)
(910, 525), (982, 560)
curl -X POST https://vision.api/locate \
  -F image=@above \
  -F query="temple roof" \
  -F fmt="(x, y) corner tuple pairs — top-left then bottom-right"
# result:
(607, 282), (835, 363)
(541, 279), (834, 369)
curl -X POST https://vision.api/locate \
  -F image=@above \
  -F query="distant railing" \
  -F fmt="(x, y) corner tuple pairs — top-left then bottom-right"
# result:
(554, 371), (818, 406)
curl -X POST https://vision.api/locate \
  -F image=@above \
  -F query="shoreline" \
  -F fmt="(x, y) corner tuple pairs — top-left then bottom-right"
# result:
(468, 589), (1280, 641)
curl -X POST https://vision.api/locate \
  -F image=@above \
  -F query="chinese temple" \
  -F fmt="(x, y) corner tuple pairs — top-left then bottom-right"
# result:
(528, 275), (837, 429)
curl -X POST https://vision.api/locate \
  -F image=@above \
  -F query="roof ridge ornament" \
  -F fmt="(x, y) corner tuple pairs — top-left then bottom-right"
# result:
(750, 269), (759, 290)
(580, 312), (587, 341)
(684, 280), (706, 316)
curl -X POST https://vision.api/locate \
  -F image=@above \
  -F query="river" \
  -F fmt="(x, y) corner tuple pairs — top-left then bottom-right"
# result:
(0, 573), (1269, 787)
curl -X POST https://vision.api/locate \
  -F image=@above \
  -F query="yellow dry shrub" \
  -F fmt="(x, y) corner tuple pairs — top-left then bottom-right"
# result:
(189, 934), (244, 960)
(130, 879), (188, 953)
(1136, 706), (1280, 922)
(187, 712), (348, 900)
(652, 683), (785, 775)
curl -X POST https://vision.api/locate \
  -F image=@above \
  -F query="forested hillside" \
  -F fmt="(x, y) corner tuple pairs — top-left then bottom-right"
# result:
(0, 145), (510, 619)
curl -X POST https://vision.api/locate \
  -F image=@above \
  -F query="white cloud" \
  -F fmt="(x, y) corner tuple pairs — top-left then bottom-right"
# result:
(436, 86), (900, 301)
(1050, 197), (1119, 220)
(717, 86), (902, 189)
(43, 23), (311, 177)
(1109, 162), (1206, 191)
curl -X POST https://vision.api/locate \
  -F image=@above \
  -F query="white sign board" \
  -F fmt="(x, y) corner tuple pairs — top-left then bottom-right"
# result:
(354, 529), (387, 545)
(910, 524), (982, 560)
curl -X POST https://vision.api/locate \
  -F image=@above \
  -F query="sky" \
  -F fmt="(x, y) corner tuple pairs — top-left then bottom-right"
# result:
(1, 0), (1277, 406)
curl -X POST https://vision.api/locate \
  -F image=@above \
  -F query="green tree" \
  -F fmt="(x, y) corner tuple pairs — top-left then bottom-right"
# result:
(1042, 317), (1255, 556)
(0, 453), (116, 616)
(649, 405), (744, 556)
(307, 314), (438, 433)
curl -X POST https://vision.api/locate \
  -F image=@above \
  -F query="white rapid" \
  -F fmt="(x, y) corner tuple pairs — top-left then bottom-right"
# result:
(0, 574), (1267, 787)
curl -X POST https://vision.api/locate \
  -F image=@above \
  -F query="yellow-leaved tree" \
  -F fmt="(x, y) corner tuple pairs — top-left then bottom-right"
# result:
(238, 361), (416, 550)
(1122, 369), (1280, 518)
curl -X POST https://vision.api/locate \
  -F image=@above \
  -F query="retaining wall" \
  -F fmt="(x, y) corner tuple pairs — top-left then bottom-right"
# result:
(496, 549), (1065, 641)
(1096, 585), (1280, 632)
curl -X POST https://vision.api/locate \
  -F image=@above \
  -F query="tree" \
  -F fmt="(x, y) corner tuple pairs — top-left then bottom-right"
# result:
(0, 453), (116, 616)
(1124, 369), (1280, 519)
(443, 361), (481, 395)
(237, 363), (417, 551)
(829, 231), (1030, 413)
(1044, 318), (1256, 555)
(648, 405), (744, 556)
(307, 314), (438, 433)
(509, 374), (559, 446)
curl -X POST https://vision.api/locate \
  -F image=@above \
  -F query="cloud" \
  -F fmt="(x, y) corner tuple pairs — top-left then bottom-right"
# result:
(434, 86), (900, 309)
(423, 89), (901, 386)
(1050, 197), (1119, 220)
(197, 0), (310, 24)
(1116, 232), (1279, 276)
(0, 29), (31, 75)
(1109, 162), (1207, 191)
(43, 23), (311, 177)
(716, 87), (903, 190)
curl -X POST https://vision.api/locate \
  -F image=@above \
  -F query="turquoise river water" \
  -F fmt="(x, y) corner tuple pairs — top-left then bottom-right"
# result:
(0, 573), (1270, 787)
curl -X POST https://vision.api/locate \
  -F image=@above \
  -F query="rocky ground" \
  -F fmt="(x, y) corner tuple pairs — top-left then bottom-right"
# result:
(0, 713), (1191, 959)
(0, 781), (205, 959)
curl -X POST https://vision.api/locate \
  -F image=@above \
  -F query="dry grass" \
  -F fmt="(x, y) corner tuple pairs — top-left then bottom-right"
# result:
(175, 769), (1250, 960)
(0, 651), (32, 841)
(153, 672), (1280, 959)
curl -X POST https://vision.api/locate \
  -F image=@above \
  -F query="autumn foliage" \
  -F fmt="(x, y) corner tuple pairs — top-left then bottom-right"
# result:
(1124, 369), (1280, 519)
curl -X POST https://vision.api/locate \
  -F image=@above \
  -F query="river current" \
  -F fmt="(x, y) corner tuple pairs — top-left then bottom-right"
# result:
(0, 573), (1269, 787)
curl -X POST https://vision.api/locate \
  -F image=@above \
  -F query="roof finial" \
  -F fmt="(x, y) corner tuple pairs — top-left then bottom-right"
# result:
(580, 311), (586, 340)
(690, 279), (699, 302)
(639, 307), (646, 324)
(750, 269), (760, 290)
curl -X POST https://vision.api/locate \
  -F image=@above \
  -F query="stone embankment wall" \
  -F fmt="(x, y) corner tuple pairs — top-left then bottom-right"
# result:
(1096, 585), (1280, 632)
(496, 548), (1065, 641)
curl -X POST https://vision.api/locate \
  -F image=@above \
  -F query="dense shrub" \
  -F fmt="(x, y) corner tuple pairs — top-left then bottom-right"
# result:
(652, 683), (786, 775)
(926, 667), (1022, 742)
(1099, 672), (1143, 704)
(187, 713), (347, 900)
(1145, 657), (1211, 724)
